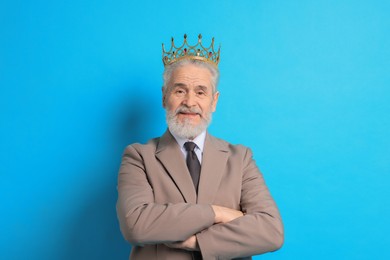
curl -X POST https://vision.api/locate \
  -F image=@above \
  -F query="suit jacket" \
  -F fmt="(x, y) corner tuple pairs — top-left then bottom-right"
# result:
(116, 131), (283, 260)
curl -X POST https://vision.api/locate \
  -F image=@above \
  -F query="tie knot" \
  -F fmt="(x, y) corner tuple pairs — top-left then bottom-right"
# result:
(184, 142), (197, 152)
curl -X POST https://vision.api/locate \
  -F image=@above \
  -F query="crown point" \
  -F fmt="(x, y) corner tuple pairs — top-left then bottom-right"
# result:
(162, 34), (220, 67)
(198, 34), (202, 43)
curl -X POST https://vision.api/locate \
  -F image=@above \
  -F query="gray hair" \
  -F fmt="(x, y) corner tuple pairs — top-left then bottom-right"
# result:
(162, 59), (220, 96)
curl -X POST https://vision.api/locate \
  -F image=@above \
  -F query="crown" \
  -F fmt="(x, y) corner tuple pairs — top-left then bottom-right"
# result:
(162, 34), (220, 67)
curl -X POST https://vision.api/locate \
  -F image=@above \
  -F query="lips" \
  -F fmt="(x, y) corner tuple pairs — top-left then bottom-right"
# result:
(178, 112), (200, 117)
(179, 112), (198, 115)
(175, 106), (202, 119)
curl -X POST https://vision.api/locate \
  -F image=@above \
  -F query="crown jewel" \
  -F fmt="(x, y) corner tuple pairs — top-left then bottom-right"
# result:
(162, 34), (220, 67)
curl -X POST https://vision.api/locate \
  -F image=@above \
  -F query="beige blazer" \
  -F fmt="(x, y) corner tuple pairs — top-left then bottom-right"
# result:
(117, 131), (283, 260)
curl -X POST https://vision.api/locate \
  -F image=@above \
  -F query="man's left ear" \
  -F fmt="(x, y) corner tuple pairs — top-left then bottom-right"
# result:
(162, 87), (166, 108)
(212, 91), (220, 112)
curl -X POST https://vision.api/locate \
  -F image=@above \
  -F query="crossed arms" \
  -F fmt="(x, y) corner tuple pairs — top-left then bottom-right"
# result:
(116, 144), (284, 259)
(165, 205), (244, 250)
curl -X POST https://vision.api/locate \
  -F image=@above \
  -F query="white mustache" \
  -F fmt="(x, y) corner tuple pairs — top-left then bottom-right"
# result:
(175, 106), (202, 115)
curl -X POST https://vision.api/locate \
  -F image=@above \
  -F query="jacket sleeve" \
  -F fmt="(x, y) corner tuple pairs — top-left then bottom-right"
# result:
(196, 147), (284, 259)
(116, 144), (215, 246)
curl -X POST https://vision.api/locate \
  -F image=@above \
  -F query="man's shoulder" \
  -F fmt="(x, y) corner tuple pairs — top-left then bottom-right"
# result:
(123, 137), (161, 154)
(207, 135), (256, 166)
(207, 134), (250, 154)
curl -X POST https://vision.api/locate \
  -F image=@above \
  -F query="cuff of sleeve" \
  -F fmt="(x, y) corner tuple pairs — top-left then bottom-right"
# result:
(196, 227), (218, 260)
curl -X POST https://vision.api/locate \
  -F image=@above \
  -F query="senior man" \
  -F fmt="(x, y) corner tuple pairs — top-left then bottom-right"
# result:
(116, 34), (283, 260)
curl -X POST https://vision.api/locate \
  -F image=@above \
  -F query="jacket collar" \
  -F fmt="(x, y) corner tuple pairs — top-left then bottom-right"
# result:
(156, 130), (229, 204)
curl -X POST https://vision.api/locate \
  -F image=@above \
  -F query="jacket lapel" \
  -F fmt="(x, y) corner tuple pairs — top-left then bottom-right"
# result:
(197, 133), (229, 204)
(155, 130), (197, 204)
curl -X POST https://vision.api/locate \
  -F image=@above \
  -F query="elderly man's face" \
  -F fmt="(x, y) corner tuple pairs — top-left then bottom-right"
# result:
(163, 64), (219, 139)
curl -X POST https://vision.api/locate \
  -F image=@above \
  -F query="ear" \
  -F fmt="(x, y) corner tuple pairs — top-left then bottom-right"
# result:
(162, 86), (166, 108)
(211, 91), (220, 112)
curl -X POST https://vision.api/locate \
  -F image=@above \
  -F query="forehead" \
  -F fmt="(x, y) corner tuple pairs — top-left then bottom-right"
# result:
(170, 64), (213, 87)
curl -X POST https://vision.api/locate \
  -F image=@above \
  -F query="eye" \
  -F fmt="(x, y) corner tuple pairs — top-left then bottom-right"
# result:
(196, 90), (206, 96)
(174, 89), (185, 96)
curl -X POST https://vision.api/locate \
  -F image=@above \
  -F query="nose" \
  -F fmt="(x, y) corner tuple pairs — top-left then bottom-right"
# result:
(183, 92), (196, 107)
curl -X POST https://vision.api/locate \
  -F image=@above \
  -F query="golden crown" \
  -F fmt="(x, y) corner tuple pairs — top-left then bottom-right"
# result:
(162, 34), (220, 67)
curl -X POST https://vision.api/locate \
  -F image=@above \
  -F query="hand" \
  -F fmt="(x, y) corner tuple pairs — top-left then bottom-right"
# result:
(211, 205), (244, 224)
(165, 235), (199, 251)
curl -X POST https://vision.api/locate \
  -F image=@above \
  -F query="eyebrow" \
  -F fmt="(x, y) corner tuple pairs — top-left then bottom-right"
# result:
(173, 83), (187, 88)
(173, 83), (208, 90)
(196, 85), (208, 92)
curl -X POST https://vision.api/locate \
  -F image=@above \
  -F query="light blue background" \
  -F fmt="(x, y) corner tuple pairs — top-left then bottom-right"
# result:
(1, 0), (389, 259)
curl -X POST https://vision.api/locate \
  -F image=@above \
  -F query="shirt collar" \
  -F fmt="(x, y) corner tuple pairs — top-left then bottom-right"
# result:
(170, 130), (207, 152)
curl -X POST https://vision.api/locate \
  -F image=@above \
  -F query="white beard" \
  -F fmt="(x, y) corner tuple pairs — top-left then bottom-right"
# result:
(166, 107), (212, 139)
